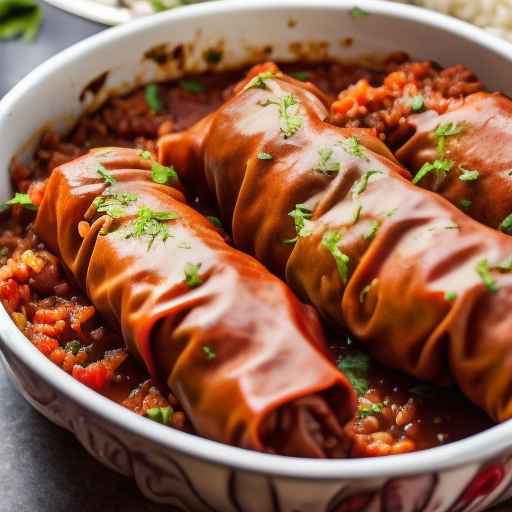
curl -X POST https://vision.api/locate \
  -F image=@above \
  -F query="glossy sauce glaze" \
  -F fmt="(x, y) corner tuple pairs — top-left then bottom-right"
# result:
(0, 57), (494, 457)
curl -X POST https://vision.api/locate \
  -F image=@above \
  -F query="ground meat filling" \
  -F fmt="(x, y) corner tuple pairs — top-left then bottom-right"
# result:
(330, 61), (483, 147)
(0, 58), (493, 457)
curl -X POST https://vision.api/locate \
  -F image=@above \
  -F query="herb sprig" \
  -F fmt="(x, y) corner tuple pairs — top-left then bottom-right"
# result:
(125, 206), (178, 250)
(435, 122), (464, 154)
(322, 231), (350, 283)
(284, 204), (313, 244)
(314, 148), (341, 174)
(337, 350), (370, 397)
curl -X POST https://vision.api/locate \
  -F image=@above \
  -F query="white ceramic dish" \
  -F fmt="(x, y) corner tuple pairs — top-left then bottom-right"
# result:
(2, 1), (512, 510)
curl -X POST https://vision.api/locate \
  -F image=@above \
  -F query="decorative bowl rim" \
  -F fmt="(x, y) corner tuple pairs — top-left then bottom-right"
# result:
(2, 0), (512, 481)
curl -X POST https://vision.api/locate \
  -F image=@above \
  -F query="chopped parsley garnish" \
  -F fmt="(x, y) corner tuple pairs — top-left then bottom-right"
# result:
(460, 198), (472, 210)
(412, 159), (453, 185)
(125, 206), (178, 249)
(352, 204), (362, 224)
(0, 0), (43, 41)
(458, 167), (479, 182)
(352, 170), (382, 198)
(97, 165), (116, 186)
(243, 71), (277, 91)
(435, 121), (464, 154)
(64, 340), (82, 355)
(314, 148), (341, 174)
(180, 78), (205, 94)
(290, 71), (310, 81)
(337, 350), (370, 396)
(364, 220), (381, 241)
(206, 216), (223, 229)
(92, 192), (138, 219)
(145, 84), (162, 112)
(278, 94), (303, 138)
(139, 150), (152, 160)
(284, 204), (313, 244)
(5, 192), (36, 211)
(146, 406), (173, 426)
(444, 291), (457, 302)
(358, 403), (383, 418)
(411, 95), (424, 112)
(342, 136), (368, 160)
(184, 262), (203, 288)
(476, 259), (498, 293)
(203, 48), (223, 64)
(257, 151), (273, 161)
(322, 231), (350, 283)
(151, 162), (178, 185)
(202, 345), (216, 360)
(500, 213), (512, 234)
(350, 6), (369, 17)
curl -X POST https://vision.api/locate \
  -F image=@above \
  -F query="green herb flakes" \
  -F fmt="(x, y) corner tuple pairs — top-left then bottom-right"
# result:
(289, 71), (310, 81)
(500, 213), (512, 234)
(314, 148), (341, 174)
(435, 121), (464, 154)
(180, 78), (205, 94)
(257, 151), (273, 161)
(352, 170), (382, 198)
(151, 162), (178, 185)
(146, 406), (173, 426)
(411, 95), (424, 112)
(337, 350), (370, 397)
(350, 6), (369, 17)
(184, 262), (203, 288)
(322, 231), (350, 283)
(64, 340), (82, 356)
(476, 259), (498, 293)
(92, 192), (138, 219)
(444, 291), (457, 302)
(145, 84), (162, 112)
(358, 403), (383, 419)
(278, 94), (303, 138)
(459, 167), (479, 182)
(206, 216), (223, 229)
(5, 192), (36, 211)
(139, 150), (152, 160)
(203, 48), (223, 65)
(202, 345), (216, 360)
(352, 204), (362, 224)
(412, 159), (453, 185)
(342, 136), (368, 160)
(460, 198), (472, 210)
(284, 204), (313, 244)
(364, 220), (381, 241)
(0, 0), (43, 41)
(243, 71), (277, 91)
(125, 206), (178, 249)
(97, 165), (116, 186)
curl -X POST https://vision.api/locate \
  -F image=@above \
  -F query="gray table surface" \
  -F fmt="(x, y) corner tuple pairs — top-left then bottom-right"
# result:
(0, 3), (511, 512)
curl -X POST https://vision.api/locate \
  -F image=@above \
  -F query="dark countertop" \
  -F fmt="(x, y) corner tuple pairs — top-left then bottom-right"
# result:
(0, 3), (510, 512)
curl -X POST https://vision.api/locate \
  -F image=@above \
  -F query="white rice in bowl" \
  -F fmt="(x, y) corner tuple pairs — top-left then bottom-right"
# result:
(394, 0), (512, 40)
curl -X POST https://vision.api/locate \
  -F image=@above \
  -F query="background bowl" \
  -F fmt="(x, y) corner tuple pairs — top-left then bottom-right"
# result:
(2, 1), (512, 510)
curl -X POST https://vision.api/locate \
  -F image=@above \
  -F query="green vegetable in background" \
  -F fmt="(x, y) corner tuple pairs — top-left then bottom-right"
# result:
(0, 0), (42, 41)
